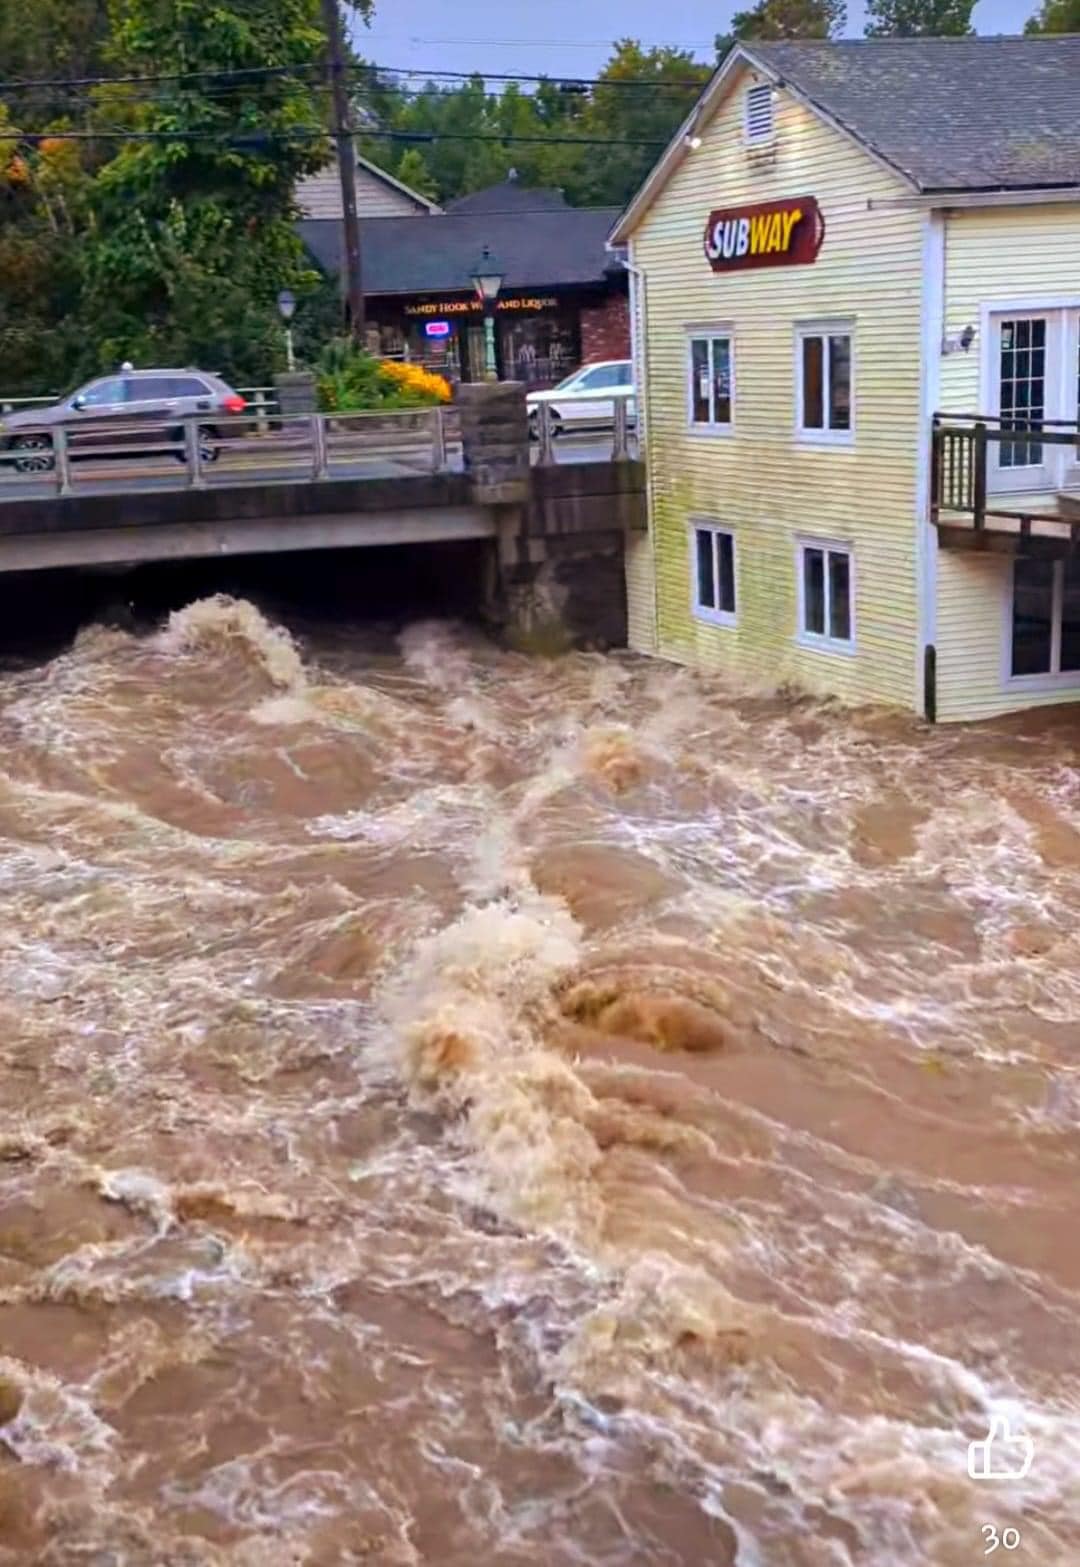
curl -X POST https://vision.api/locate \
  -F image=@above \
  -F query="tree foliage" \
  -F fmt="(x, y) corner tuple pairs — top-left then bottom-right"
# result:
(1024, 0), (1080, 29)
(727, 0), (844, 42)
(358, 42), (710, 211)
(864, 0), (974, 35)
(0, 0), (370, 393)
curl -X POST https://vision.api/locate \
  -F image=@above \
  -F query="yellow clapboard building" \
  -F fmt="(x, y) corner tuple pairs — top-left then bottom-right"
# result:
(611, 36), (1080, 722)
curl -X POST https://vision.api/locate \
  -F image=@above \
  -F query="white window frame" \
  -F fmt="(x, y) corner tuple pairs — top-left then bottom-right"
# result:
(744, 83), (775, 146)
(690, 521), (738, 628)
(979, 298), (1080, 494)
(795, 536), (856, 655)
(1002, 556), (1080, 692)
(795, 320), (855, 446)
(686, 327), (735, 434)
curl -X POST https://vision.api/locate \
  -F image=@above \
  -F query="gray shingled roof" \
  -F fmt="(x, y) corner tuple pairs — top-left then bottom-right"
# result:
(745, 37), (1080, 193)
(299, 200), (623, 296)
(445, 182), (569, 215)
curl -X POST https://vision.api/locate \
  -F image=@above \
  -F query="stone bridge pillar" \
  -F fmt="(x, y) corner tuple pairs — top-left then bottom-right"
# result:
(457, 381), (630, 652)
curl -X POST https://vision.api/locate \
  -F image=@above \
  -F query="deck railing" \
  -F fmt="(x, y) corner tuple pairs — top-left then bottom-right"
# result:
(931, 412), (1080, 531)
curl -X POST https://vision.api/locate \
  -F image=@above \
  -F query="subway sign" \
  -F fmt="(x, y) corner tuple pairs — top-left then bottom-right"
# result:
(703, 196), (824, 272)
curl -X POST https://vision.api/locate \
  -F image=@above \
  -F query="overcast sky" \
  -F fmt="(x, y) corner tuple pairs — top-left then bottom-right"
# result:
(349, 0), (1035, 80)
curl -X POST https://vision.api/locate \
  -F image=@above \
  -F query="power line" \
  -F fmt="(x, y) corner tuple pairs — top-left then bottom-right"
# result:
(0, 126), (669, 147)
(0, 60), (709, 98)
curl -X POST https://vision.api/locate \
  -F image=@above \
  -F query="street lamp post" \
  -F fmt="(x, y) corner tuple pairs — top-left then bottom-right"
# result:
(277, 288), (297, 373)
(470, 246), (504, 382)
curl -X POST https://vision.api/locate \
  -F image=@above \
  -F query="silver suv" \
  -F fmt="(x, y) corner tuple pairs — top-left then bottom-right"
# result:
(1, 368), (247, 472)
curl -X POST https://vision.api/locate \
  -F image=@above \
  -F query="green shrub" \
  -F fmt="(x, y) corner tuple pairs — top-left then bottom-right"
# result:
(315, 339), (450, 412)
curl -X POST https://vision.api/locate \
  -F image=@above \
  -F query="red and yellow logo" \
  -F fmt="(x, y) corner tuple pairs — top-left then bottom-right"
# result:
(703, 196), (825, 272)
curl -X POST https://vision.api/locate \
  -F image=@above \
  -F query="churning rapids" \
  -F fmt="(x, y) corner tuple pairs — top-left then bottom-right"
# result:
(0, 596), (1079, 1566)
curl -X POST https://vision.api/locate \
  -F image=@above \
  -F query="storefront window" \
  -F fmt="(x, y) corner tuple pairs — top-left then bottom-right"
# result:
(500, 312), (579, 387)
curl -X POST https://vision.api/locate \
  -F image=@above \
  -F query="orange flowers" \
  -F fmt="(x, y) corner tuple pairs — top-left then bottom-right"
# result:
(379, 359), (452, 403)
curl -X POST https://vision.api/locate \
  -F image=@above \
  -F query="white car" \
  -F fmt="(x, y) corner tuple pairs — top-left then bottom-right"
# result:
(527, 360), (635, 436)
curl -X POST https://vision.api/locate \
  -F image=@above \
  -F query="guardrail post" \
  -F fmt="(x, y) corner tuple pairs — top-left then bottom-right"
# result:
(430, 407), (447, 472)
(253, 389), (269, 436)
(53, 426), (73, 496)
(537, 400), (556, 467)
(184, 418), (204, 488)
(613, 395), (630, 462)
(973, 420), (987, 530)
(311, 413), (330, 480)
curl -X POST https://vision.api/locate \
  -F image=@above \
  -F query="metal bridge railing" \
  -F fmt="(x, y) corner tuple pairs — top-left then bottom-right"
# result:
(0, 406), (463, 498)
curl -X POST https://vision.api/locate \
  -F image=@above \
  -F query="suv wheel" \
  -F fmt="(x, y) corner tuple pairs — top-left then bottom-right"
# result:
(11, 433), (55, 474)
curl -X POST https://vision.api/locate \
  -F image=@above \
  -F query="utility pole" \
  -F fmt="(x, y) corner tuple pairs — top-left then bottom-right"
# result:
(321, 0), (365, 342)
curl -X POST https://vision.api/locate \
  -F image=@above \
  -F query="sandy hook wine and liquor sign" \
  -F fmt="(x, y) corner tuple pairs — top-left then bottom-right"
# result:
(703, 197), (825, 272)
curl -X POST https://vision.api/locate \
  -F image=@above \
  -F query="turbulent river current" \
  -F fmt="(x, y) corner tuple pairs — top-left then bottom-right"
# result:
(1, 595), (1079, 1566)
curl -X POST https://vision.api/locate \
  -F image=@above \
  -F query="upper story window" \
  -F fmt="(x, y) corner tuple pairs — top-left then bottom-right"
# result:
(745, 84), (774, 144)
(796, 322), (854, 443)
(688, 332), (733, 430)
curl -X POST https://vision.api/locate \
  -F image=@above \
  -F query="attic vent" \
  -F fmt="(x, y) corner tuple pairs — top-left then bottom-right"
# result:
(745, 84), (774, 144)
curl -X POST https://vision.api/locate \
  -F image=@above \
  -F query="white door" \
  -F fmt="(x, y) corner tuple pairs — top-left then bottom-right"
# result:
(989, 314), (1059, 493)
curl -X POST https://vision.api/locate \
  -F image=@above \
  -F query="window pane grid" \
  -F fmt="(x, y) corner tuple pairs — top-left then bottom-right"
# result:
(693, 526), (736, 620)
(999, 317), (1046, 468)
(799, 329), (852, 436)
(689, 335), (732, 427)
(800, 544), (852, 645)
(1012, 558), (1080, 677)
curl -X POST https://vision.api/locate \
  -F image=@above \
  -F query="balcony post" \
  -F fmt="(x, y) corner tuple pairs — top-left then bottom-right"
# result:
(929, 415), (940, 524)
(973, 420), (987, 530)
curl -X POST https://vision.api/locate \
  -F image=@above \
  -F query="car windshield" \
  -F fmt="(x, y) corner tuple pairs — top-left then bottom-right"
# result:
(554, 369), (587, 391)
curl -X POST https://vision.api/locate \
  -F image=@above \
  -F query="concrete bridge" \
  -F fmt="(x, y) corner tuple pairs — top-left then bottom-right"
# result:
(0, 386), (646, 648)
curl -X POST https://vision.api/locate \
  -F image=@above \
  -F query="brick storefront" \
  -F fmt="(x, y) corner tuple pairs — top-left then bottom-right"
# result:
(580, 291), (631, 365)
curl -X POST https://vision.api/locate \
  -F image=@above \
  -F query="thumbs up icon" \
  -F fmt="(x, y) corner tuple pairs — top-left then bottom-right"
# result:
(967, 1417), (1034, 1481)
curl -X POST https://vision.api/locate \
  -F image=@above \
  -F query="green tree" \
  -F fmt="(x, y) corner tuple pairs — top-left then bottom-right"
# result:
(864, 0), (973, 34)
(394, 146), (438, 202)
(570, 41), (711, 207)
(0, 0), (112, 128)
(727, 0), (844, 40)
(72, 0), (372, 380)
(1024, 0), (1080, 29)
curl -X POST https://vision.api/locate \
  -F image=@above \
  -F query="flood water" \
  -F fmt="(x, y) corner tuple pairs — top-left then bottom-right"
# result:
(1, 593), (1079, 1565)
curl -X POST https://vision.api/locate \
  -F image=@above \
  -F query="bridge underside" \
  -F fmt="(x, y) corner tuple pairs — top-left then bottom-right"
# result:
(0, 504), (494, 573)
(0, 474), (493, 573)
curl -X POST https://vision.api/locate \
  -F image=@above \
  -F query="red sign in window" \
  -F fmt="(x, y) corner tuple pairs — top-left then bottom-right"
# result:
(703, 196), (824, 273)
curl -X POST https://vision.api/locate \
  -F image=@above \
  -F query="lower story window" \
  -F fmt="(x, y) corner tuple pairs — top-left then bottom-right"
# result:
(1011, 557), (1080, 677)
(692, 524), (736, 624)
(798, 540), (853, 648)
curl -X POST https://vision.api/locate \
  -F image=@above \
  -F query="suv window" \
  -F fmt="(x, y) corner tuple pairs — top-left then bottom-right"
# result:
(76, 378), (126, 409)
(125, 375), (181, 401)
(166, 376), (213, 398)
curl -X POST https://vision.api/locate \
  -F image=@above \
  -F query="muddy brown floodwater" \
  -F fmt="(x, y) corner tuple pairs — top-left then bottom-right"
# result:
(0, 596), (1079, 1566)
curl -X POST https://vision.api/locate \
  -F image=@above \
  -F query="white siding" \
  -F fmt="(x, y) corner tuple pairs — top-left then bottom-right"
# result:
(936, 204), (1080, 721)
